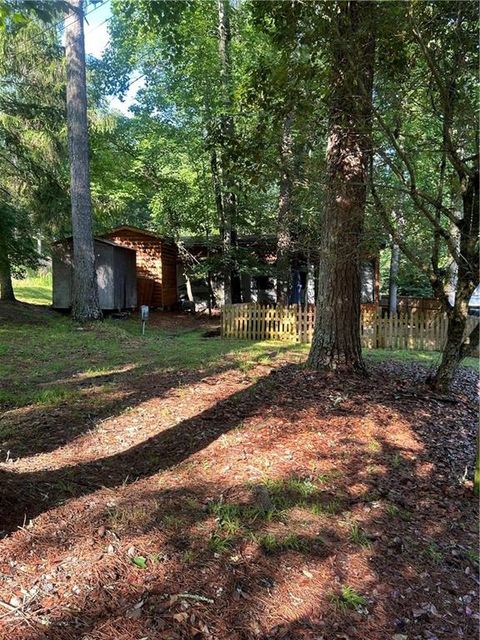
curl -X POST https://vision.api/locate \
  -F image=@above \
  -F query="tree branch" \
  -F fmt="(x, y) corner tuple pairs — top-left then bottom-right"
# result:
(407, 7), (472, 181)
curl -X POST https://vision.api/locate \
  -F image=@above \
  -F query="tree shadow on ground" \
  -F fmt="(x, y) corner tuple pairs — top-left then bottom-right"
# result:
(0, 361), (231, 460)
(0, 360), (477, 639)
(0, 323), (299, 460)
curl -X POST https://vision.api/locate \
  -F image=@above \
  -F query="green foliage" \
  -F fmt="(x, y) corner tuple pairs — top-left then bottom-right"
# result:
(379, 249), (433, 298)
(370, 1), (478, 307)
(0, 13), (67, 281)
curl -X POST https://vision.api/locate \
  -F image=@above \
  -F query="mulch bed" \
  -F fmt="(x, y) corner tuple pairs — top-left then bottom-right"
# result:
(0, 354), (477, 640)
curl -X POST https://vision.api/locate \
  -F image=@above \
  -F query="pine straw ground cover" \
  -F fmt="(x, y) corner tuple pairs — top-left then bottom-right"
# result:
(0, 305), (478, 640)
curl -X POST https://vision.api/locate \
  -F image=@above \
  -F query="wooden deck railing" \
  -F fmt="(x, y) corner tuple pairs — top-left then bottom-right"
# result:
(221, 303), (479, 354)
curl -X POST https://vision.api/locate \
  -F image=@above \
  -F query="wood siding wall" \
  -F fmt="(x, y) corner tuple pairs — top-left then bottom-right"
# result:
(160, 241), (178, 308)
(103, 229), (177, 308)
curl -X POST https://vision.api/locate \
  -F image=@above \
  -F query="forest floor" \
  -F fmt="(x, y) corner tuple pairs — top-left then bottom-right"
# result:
(0, 301), (478, 640)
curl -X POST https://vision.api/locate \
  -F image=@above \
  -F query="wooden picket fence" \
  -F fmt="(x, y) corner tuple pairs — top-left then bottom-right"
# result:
(221, 303), (479, 354)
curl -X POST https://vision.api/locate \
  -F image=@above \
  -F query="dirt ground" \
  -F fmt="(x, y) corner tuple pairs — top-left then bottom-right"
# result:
(0, 310), (478, 640)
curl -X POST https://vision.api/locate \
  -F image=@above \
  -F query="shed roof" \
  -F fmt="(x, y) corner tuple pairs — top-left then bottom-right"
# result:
(52, 236), (136, 252)
(103, 225), (162, 240)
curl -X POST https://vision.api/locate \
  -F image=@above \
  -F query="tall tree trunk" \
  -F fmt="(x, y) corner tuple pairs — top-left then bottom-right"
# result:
(388, 241), (400, 315)
(429, 170), (479, 392)
(445, 220), (460, 308)
(230, 227), (242, 304)
(216, 0), (241, 305)
(307, 1), (375, 373)
(65, 0), (101, 321)
(210, 146), (231, 304)
(276, 112), (294, 306)
(0, 257), (15, 302)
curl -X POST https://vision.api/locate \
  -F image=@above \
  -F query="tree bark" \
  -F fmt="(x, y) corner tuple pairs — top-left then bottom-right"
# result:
(210, 146), (231, 304)
(388, 241), (400, 315)
(276, 112), (294, 306)
(307, 1), (375, 373)
(0, 257), (15, 302)
(65, 0), (101, 321)
(216, 0), (241, 305)
(430, 307), (467, 392)
(429, 170), (479, 392)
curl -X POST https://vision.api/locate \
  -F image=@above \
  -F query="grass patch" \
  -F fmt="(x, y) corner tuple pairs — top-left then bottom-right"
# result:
(259, 476), (321, 511)
(330, 585), (367, 612)
(385, 503), (411, 520)
(465, 548), (479, 566)
(253, 532), (307, 554)
(364, 348), (478, 370)
(181, 549), (196, 563)
(348, 522), (371, 548)
(309, 497), (343, 516)
(366, 440), (381, 453)
(13, 273), (52, 305)
(423, 541), (443, 565)
(208, 500), (277, 530)
(254, 476), (347, 518)
(0, 385), (80, 409)
(208, 532), (233, 554)
(0, 310), (305, 412)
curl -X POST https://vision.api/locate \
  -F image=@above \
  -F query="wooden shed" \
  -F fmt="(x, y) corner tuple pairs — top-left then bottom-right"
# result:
(52, 237), (137, 311)
(101, 226), (178, 308)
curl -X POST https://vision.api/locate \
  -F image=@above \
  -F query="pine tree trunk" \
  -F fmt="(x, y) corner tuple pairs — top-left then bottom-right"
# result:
(65, 0), (101, 322)
(0, 258), (15, 302)
(388, 241), (400, 315)
(216, 0), (241, 305)
(210, 146), (231, 305)
(230, 226), (242, 304)
(307, 1), (375, 373)
(276, 113), (294, 306)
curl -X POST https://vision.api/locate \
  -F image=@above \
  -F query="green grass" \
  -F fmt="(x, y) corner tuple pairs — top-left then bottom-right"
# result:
(348, 522), (371, 548)
(465, 548), (479, 566)
(365, 348), (478, 370)
(330, 585), (367, 612)
(208, 532), (233, 554)
(0, 306), (303, 411)
(423, 541), (444, 564)
(13, 273), (52, 305)
(253, 532), (307, 554)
